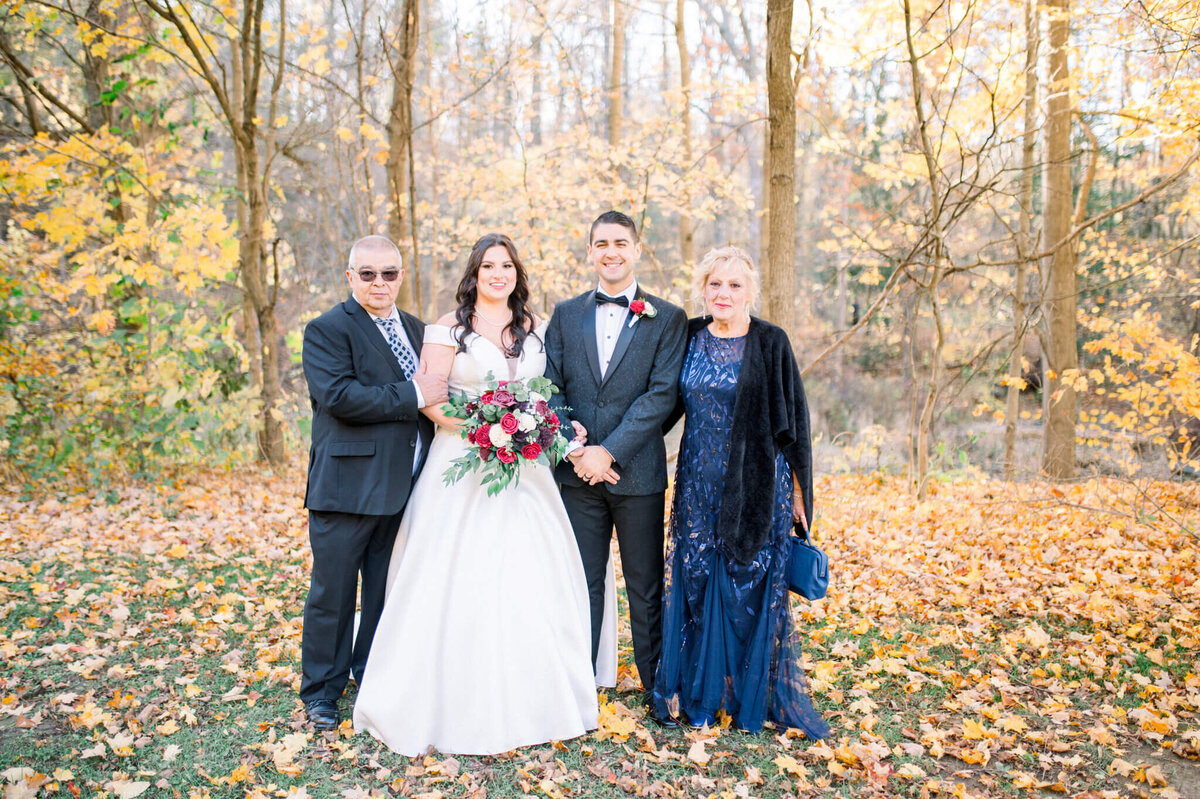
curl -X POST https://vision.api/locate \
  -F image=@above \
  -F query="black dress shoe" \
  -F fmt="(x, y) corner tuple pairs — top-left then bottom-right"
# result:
(642, 696), (680, 729)
(305, 699), (339, 731)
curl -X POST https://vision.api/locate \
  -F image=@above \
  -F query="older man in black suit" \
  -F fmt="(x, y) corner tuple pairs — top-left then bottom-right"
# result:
(300, 235), (445, 730)
(544, 211), (687, 725)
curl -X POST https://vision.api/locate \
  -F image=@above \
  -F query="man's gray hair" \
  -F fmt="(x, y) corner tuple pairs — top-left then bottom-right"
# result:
(347, 235), (403, 270)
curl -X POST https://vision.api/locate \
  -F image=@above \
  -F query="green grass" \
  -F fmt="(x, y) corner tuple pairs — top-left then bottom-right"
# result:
(3, 471), (1199, 798)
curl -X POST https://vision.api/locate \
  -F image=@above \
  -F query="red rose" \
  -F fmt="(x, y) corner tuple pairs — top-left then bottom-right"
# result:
(479, 444), (492, 461)
(499, 412), (520, 434)
(629, 300), (645, 314)
(497, 448), (516, 464)
(535, 400), (550, 415)
(547, 412), (558, 426)
(474, 424), (492, 445)
(481, 391), (495, 404)
(492, 389), (516, 407)
(521, 443), (542, 460)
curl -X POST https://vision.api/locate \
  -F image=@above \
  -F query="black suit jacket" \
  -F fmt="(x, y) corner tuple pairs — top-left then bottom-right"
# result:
(302, 298), (435, 516)
(544, 288), (687, 496)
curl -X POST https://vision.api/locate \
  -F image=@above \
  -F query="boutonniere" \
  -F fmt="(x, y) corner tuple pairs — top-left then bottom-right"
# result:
(628, 299), (657, 320)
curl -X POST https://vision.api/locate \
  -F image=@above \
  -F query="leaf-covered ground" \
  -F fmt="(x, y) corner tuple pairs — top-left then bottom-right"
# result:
(1, 468), (1198, 798)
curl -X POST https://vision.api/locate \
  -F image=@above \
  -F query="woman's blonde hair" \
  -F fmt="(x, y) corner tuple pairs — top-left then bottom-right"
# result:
(692, 246), (760, 317)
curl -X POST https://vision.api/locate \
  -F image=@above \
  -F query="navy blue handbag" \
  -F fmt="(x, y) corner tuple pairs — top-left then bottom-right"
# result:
(787, 530), (829, 600)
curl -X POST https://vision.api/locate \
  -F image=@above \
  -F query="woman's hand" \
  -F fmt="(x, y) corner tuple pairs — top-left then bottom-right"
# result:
(570, 420), (588, 446)
(792, 475), (809, 531)
(792, 495), (808, 530)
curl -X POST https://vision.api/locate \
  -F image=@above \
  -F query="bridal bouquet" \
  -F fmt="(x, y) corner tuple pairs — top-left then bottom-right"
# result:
(441, 373), (570, 495)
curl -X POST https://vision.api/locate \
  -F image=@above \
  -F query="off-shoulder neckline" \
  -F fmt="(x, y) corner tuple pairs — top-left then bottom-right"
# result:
(427, 320), (546, 332)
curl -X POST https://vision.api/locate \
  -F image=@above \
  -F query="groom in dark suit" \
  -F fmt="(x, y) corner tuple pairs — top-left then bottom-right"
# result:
(300, 235), (444, 730)
(544, 211), (687, 724)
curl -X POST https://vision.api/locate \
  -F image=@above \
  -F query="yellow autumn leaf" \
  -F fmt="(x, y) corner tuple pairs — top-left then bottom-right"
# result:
(998, 715), (1028, 733)
(957, 744), (989, 765)
(1023, 623), (1051, 649)
(595, 702), (636, 741)
(177, 270), (205, 295)
(961, 718), (989, 740)
(774, 754), (804, 777)
(358, 122), (383, 143)
(686, 740), (711, 765)
(91, 310), (117, 335)
(107, 781), (150, 799)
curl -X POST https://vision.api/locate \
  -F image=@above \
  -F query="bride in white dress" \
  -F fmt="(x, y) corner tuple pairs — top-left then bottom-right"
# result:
(353, 234), (601, 756)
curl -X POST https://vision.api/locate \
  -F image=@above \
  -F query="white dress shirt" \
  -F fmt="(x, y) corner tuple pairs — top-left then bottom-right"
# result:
(595, 280), (636, 378)
(355, 298), (426, 471)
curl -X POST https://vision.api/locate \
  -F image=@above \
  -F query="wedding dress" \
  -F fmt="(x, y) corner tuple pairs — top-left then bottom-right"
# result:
(353, 323), (601, 756)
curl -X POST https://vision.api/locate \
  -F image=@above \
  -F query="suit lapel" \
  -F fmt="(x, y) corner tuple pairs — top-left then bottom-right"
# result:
(601, 290), (645, 387)
(345, 298), (405, 380)
(582, 291), (603, 386)
(398, 311), (423, 357)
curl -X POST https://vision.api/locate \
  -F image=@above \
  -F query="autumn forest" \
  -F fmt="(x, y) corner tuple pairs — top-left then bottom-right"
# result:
(1, 0), (1199, 796)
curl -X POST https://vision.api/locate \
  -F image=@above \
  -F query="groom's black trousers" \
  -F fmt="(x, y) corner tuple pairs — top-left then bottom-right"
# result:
(300, 508), (405, 702)
(560, 484), (665, 691)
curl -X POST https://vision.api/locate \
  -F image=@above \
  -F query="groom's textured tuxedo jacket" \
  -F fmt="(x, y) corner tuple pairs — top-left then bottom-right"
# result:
(544, 289), (687, 495)
(303, 298), (435, 516)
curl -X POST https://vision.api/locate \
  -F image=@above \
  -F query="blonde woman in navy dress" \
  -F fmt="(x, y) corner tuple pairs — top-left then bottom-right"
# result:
(652, 246), (829, 737)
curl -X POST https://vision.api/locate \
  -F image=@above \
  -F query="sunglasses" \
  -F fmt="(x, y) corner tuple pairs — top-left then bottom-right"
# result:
(354, 268), (400, 282)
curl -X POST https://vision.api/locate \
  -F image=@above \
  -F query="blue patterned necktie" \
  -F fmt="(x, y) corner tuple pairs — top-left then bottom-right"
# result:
(375, 316), (417, 379)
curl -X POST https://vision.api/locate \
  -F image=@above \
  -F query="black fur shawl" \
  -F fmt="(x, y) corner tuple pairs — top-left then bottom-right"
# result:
(665, 316), (813, 565)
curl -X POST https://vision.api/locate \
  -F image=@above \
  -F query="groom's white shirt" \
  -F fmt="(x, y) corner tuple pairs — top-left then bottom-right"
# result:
(596, 280), (636, 377)
(354, 295), (426, 473)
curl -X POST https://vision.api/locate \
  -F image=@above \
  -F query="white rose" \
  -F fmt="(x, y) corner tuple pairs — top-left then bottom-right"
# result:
(488, 426), (512, 448)
(517, 412), (538, 432)
(529, 391), (547, 405)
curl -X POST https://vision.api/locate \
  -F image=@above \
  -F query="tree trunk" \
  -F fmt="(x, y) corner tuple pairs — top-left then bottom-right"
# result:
(675, 0), (694, 268)
(386, 0), (421, 313)
(834, 261), (847, 385)
(425, 2), (441, 313)
(1040, 0), (1077, 479)
(608, 0), (627, 149)
(237, 105), (285, 467)
(530, 34), (543, 148)
(915, 279), (945, 501)
(764, 0), (795, 334)
(699, 5), (763, 255)
(135, 0), (288, 466)
(1004, 0), (1039, 481)
(903, 0), (947, 500)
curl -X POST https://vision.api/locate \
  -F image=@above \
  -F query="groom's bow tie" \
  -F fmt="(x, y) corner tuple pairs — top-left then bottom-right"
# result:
(595, 293), (629, 307)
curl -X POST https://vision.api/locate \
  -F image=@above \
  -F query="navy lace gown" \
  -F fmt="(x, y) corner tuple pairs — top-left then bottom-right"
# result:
(653, 327), (829, 737)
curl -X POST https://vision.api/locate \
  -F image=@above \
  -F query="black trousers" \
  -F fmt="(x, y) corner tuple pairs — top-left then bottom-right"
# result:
(560, 484), (665, 691)
(300, 508), (405, 702)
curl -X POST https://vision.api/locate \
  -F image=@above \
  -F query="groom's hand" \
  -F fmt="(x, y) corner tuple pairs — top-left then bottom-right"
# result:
(570, 446), (619, 485)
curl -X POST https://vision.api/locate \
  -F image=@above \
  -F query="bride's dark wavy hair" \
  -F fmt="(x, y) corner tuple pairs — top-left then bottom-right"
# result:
(453, 233), (539, 357)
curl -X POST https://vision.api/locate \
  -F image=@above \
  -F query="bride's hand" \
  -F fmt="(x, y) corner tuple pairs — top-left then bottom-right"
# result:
(570, 420), (587, 445)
